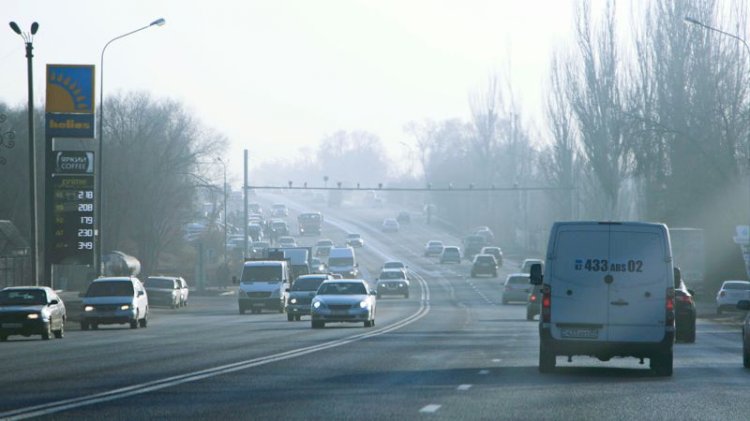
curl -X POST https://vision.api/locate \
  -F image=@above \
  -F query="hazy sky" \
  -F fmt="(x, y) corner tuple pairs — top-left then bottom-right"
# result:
(2, 0), (574, 182)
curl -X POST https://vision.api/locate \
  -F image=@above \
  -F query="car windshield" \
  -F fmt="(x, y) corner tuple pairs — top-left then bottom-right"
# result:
(145, 278), (175, 289)
(347, 234), (360, 239)
(444, 248), (459, 254)
(384, 262), (404, 269)
(429, 241), (442, 246)
(380, 271), (405, 280)
(476, 256), (494, 263)
(242, 266), (282, 283)
(86, 281), (134, 297)
(723, 282), (750, 290)
(0, 289), (47, 305)
(292, 277), (327, 291)
(328, 257), (353, 266)
(317, 282), (367, 295)
(508, 276), (529, 285)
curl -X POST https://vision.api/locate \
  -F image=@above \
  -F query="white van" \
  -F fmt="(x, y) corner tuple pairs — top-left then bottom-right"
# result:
(530, 221), (677, 376)
(327, 247), (359, 278)
(237, 260), (291, 314)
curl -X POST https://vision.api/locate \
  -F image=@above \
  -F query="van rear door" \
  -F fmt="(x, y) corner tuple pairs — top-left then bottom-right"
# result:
(606, 225), (669, 342)
(549, 224), (610, 341)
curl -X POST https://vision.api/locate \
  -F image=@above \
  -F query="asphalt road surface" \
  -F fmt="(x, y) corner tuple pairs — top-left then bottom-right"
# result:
(1, 192), (749, 420)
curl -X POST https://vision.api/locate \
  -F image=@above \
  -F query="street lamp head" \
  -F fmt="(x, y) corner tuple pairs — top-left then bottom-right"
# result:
(684, 16), (702, 26)
(150, 18), (166, 27)
(9, 21), (21, 35)
(30, 22), (39, 35)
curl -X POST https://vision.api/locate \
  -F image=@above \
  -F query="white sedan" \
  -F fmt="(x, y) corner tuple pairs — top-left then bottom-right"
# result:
(311, 280), (377, 328)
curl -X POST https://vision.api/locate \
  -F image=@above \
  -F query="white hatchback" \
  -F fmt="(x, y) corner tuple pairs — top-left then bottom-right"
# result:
(716, 280), (750, 315)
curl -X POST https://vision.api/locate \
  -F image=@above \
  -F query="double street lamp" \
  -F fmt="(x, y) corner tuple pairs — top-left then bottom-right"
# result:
(96, 18), (165, 276)
(9, 21), (40, 285)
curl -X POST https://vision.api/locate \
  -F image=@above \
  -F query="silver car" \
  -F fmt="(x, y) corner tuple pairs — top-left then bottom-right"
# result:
(502, 273), (531, 304)
(0, 286), (66, 341)
(311, 279), (377, 328)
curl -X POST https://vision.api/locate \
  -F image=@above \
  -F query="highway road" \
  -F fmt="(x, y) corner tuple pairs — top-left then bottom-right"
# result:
(1, 192), (749, 420)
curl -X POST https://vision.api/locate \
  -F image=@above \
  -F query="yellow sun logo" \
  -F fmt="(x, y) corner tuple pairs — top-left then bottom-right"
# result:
(46, 65), (95, 114)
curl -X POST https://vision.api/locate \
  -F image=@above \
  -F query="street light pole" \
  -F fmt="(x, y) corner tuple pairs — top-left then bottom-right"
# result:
(685, 15), (750, 276)
(9, 21), (40, 285)
(216, 157), (227, 267)
(96, 18), (165, 276)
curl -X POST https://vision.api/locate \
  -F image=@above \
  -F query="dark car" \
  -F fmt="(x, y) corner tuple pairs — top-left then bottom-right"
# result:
(526, 284), (542, 320)
(286, 274), (334, 321)
(144, 276), (181, 309)
(739, 300), (750, 367)
(470, 254), (498, 278)
(376, 269), (410, 299)
(675, 280), (696, 343)
(397, 211), (411, 224)
(0, 286), (66, 341)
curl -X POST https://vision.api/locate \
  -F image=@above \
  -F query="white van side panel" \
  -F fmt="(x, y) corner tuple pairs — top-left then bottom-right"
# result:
(607, 226), (670, 342)
(548, 225), (610, 341)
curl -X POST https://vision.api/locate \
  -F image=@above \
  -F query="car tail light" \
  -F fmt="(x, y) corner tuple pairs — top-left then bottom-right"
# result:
(665, 287), (675, 327)
(542, 285), (551, 323)
(530, 294), (537, 302)
(677, 295), (693, 305)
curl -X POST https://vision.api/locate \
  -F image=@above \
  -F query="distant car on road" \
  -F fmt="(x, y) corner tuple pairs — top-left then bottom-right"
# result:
(526, 284), (542, 320)
(424, 240), (444, 257)
(382, 261), (407, 274)
(271, 203), (289, 217)
(0, 286), (66, 341)
(502, 274), (531, 304)
(716, 280), (750, 315)
(381, 218), (400, 233)
(311, 258), (328, 274)
(315, 245), (332, 258)
(286, 274), (334, 321)
(144, 276), (182, 309)
(376, 269), (410, 298)
(481, 246), (503, 267)
(520, 258), (544, 274)
(470, 254), (498, 278)
(440, 246), (461, 264)
(397, 211), (411, 224)
(345, 233), (364, 248)
(737, 300), (750, 367)
(675, 279), (696, 343)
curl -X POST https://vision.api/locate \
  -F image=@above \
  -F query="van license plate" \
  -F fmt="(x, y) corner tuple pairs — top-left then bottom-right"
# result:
(560, 328), (598, 339)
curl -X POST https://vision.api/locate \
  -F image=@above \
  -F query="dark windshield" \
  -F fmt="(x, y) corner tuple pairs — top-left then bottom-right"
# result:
(145, 278), (175, 289)
(317, 282), (367, 295)
(242, 265), (282, 283)
(86, 281), (134, 297)
(724, 282), (750, 290)
(380, 271), (405, 280)
(384, 262), (404, 269)
(328, 257), (353, 266)
(0, 289), (47, 305)
(476, 256), (495, 263)
(508, 276), (529, 285)
(292, 277), (326, 291)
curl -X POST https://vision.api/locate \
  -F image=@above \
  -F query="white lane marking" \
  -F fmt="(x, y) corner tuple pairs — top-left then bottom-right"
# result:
(420, 404), (442, 413)
(1, 274), (432, 420)
(478, 369), (490, 375)
(492, 359), (502, 363)
(457, 384), (472, 391)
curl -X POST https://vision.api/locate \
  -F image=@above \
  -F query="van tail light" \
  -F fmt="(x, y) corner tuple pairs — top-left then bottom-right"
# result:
(665, 287), (675, 327)
(542, 286), (551, 323)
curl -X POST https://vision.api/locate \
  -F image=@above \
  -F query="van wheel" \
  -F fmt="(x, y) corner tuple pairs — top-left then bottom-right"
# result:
(650, 351), (673, 376)
(139, 314), (148, 328)
(744, 343), (750, 368)
(41, 323), (51, 340)
(80, 321), (89, 331)
(539, 343), (555, 373)
(684, 320), (696, 343)
(54, 321), (64, 339)
(130, 314), (139, 329)
(287, 313), (294, 322)
(239, 306), (245, 315)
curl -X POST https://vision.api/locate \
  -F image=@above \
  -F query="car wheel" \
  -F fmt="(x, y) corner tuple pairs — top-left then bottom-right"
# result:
(684, 318), (696, 343)
(404, 293), (409, 299)
(311, 320), (324, 329)
(130, 314), (139, 329)
(539, 342), (555, 373)
(279, 302), (285, 313)
(295, 315), (301, 321)
(91, 323), (99, 330)
(650, 350), (673, 376)
(0, 334), (6, 342)
(744, 341), (750, 368)
(41, 323), (51, 340)
(287, 313), (294, 322)
(239, 306), (245, 315)
(80, 321), (89, 331)
(54, 320), (64, 339)
(139, 313), (148, 328)
(717, 307), (723, 315)
(526, 311), (534, 321)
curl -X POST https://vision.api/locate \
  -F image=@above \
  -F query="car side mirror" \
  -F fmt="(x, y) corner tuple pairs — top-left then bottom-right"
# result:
(529, 263), (543, 285)
(285, 288), (290, 293)
(688, 289), (695, 296)
(737, 300), (750, 311)
(138, 291), (145, 297)
(232, 276), (238, 285)
(49, 299), (59, 305)
(673, 267), (682, 288)
(370, 291), (377, 296)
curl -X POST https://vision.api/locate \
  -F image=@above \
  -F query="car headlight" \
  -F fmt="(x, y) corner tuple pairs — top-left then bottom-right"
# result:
(313, 301), (322, 309)
(290, 298), (297, 304)
(398, 283), (404, 288)
(120, 304), (131, 311)
(84, 305), (94, 312)
(380, 283), (386, 288)
(26, 313), (39, 320)
(359, 301), (368, 309)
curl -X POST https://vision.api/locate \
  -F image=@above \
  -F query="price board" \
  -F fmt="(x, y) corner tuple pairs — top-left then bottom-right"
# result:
(50, 174), (95, 265)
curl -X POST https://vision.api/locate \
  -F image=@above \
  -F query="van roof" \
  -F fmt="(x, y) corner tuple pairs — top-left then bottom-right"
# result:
(553, 221), (666, 228)
(243, 261), (286, 267)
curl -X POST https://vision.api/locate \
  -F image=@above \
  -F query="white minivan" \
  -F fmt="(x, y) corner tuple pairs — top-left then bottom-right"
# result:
(530, 221), (677, 376)
(327, 247), (359, 278)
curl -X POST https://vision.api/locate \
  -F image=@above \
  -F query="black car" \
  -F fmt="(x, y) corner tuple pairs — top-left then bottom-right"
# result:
(463, 235), (488, 260)
(675, 280), (696, 343)
(0, 286), (66, 341)
(470, 254), (498, 277)
(526, 284), (542, 320)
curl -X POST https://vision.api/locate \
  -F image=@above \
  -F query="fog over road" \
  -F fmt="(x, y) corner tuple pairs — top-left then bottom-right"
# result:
(1, 194), (749, 420)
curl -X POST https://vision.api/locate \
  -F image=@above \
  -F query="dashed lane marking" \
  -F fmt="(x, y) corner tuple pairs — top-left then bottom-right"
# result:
(457, 384), (472, 391)
(420, 404), (442, 413)
(478, 370), (490, 375)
